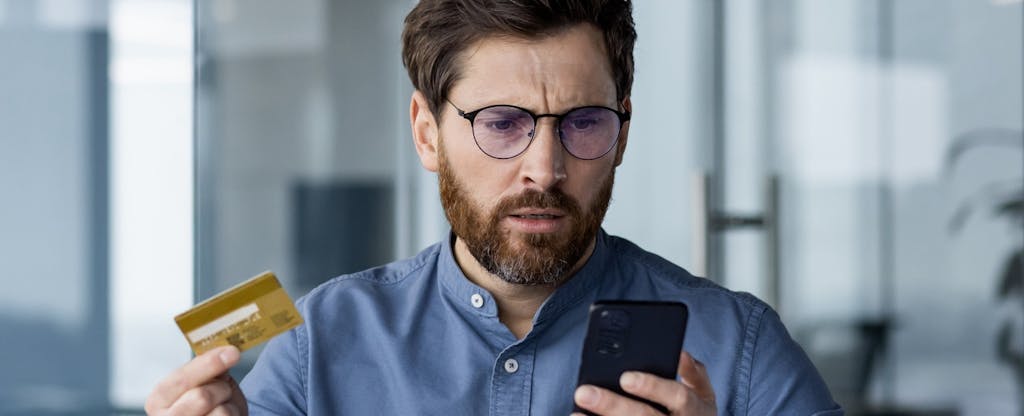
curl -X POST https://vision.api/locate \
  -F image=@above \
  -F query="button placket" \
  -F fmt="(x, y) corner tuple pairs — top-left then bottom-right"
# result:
(490, 345), (536, 416)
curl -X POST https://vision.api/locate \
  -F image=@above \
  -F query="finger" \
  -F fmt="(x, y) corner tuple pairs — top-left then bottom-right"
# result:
(574, 384), (663, 416)
(225, 374), (249, 414)
(676, 351), (715, 403)
(207, 402), (241, 416)
(146, 346), (241, 410)
(619, 370), (697, 411)
(166, 380), (233, 415)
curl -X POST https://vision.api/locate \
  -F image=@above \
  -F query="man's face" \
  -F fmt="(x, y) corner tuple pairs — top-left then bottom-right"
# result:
(418, 24), (629, 285)
(438, 146), (614, 285)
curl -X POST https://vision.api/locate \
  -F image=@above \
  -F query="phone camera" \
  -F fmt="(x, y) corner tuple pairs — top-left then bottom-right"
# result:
(596, 309), (630, 356)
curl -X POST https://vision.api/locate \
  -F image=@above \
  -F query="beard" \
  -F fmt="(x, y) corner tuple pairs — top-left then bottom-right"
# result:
(438, 146), (615, 286)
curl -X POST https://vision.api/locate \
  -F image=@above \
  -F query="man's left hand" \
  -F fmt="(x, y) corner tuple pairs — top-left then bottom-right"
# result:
(572, 351), (716, 416)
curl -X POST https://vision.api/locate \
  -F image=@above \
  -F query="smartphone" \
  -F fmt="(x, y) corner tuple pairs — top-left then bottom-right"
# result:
(574, 300), (689, 415)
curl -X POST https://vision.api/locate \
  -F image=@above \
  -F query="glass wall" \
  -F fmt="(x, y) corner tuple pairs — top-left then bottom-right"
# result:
(0, 0), (194, 413)
(0, 1), (112, 413)
(193, 0), (427, 377)
(883, 2), (1021, 413)
(715, 0), (1023, 414)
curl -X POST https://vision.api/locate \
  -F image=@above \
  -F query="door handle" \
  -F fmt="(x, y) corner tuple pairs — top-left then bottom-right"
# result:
(692, 173), (781, 309)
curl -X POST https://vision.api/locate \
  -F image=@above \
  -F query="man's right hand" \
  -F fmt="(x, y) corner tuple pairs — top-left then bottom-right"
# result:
(145, 346), (249, 416)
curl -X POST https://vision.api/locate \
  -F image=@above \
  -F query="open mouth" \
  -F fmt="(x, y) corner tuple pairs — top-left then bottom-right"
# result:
(510, 214), (561, 219)
(504, 209), (568, 233)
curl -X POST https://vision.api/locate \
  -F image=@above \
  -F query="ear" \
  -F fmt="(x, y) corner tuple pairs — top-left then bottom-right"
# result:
(613, 96), (631, 167)
(410, 90), (440, 172)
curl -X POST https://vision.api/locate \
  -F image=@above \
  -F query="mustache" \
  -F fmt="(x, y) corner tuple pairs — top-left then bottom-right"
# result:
(493, 189), (581, 217)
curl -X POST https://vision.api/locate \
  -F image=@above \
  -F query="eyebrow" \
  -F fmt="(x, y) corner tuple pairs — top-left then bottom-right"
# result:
(458, 101), (621, 114)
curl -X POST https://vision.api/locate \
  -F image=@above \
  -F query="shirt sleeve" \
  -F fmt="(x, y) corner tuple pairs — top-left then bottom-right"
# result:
(239, 324), (308, 415)
(746, 308), (845, 415)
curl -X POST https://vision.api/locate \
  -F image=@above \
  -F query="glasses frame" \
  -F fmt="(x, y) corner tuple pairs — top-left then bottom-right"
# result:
(448, 101), (631, 160)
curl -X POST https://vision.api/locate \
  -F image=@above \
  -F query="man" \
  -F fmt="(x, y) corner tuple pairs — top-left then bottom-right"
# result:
(146, 0), (842, 415)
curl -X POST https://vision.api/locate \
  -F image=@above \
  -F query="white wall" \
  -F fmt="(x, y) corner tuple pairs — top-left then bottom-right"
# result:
(109, 0), (194, 407)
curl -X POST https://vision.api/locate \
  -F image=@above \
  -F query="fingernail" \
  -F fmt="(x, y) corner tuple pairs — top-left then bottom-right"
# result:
(620, 371), (639, 389)
(219, 346), (240, 366)
(575, 385), (599, 406)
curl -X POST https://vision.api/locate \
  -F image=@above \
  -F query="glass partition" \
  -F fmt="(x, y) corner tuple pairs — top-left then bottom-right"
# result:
(0, 0), (195, 413)
(715, 0), (1023, 413)
(0, 1), (112, 412)
(194, 0), (434, 377)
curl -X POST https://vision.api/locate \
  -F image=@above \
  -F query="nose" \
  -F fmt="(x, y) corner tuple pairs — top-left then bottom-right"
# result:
(519, 119), (567, 191)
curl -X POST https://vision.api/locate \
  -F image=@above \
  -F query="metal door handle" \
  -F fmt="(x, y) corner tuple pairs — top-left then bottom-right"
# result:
(692, 173), (781, 308)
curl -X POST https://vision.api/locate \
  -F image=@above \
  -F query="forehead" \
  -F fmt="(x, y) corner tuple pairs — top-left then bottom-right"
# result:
(450, 24), (618, 110)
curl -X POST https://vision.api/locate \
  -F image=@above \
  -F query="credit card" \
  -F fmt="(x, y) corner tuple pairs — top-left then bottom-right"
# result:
(175, 271), (303, 355)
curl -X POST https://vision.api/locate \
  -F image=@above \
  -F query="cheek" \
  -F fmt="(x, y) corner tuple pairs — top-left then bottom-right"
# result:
(564, 160), (615, 204)
(468, 168), (520, 212)
(441, 135), (518, 207)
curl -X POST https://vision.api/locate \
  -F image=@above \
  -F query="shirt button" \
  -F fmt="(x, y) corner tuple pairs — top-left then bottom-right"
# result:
(470, 293), (484, 308)
(504, 358), (519, 374)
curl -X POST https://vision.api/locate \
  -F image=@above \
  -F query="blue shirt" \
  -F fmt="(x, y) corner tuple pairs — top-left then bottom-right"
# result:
(241, 230), (843, 415)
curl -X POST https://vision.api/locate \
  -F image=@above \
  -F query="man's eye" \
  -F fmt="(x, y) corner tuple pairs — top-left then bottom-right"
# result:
(568, 118), (597, 130)
(486, 120), (515, 131)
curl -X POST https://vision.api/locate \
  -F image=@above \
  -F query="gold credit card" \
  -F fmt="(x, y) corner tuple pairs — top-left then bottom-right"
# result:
(175, 271), (303, 355)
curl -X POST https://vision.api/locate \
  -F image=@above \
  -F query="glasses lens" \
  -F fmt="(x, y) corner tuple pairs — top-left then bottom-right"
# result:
(559, 107), (621, 159)
(472, 106), (535, 158)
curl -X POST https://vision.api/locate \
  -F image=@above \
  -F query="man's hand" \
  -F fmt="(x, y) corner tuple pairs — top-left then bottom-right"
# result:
(572, 351), (716, 416)
(145, 346), (249, 416)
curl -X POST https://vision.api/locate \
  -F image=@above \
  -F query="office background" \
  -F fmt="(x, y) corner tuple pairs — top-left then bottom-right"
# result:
(0, 0), (1021, 414)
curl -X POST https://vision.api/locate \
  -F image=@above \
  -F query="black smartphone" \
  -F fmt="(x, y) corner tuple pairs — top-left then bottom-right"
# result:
(574, 300), (689, 415)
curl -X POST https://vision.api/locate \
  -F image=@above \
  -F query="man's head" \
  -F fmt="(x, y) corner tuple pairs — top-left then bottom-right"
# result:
(402, 0), (636, 286)
(402, 0), (636, 120)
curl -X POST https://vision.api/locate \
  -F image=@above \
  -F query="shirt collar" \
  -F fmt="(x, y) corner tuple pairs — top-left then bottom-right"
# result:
(436, 229), (612, 322)
(437, 232), (499, 317)
(533, 228), (611, 324)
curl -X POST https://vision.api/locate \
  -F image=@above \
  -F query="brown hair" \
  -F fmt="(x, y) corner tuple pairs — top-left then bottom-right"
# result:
(401, 0), (636, 119)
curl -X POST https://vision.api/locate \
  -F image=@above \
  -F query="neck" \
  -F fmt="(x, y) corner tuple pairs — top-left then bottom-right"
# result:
(453, 236), (596, 340)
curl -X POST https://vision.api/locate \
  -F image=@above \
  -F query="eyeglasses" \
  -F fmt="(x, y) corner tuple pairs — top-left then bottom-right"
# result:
(449, 101), (630, 160)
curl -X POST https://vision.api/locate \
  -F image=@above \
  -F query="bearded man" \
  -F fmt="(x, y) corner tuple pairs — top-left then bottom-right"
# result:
(145, 1), (842, 415)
